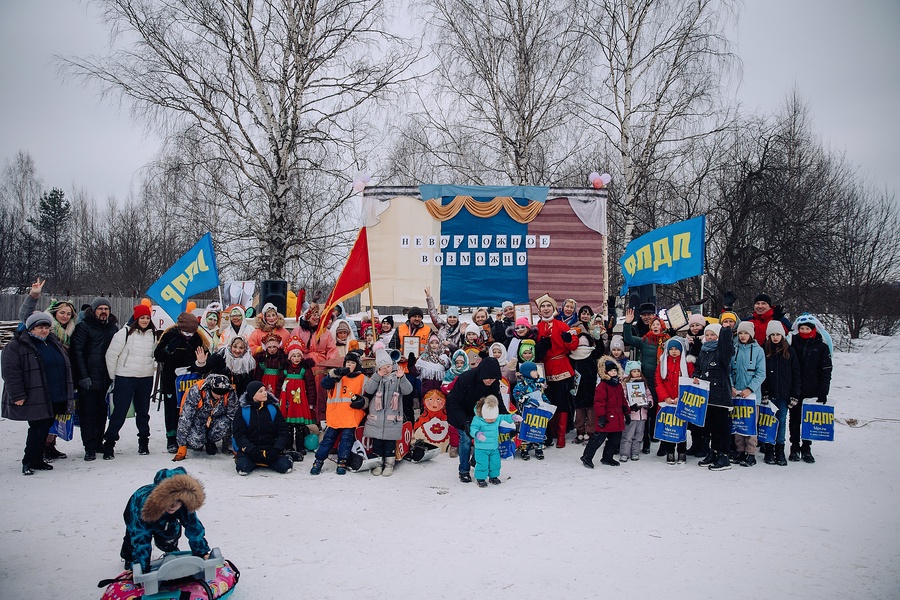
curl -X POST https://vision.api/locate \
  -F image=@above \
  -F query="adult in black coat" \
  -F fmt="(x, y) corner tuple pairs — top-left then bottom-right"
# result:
(491, 302), (517, 347)
(789, 321), (833, 463)
(154, 313), (209, 453)
(446, 355), (504, 482)
(70, 298), (119, 460)
(1, 313), (75, 474)
(232, 381), (293, 474)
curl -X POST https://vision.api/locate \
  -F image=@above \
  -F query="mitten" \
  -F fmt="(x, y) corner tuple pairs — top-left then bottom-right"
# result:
(78, 378), (92, 390)
(335, 367), (350, 377)
(789, 397), (800, 408)
(723, 291), (736, 309)
(630, 403), (639, 412)
(560, 331), (573, 343)
(597, 416), (609, 428)
(761, 395), (770, 405)
(475, 432), (486, 442)
(349, 394), (365, 409)
(816, 396), (827, 405)
(249, 448), (264, 463)
(172, 446), (187, 461)
(625, 414), (632, 425)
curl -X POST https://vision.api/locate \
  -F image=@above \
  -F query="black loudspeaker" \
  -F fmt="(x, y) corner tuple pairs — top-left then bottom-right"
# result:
(628, 284), (657, 311)
(260, 279), (288, 315)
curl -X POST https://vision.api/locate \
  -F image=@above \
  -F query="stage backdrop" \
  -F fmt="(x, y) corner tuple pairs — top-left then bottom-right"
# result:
(362, 185), (608, 310)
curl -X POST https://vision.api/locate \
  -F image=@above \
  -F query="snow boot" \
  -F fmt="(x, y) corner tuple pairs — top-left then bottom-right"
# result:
(477, 479), (488, 488)
(84, 448), (96, 461)
(448, 446), (459, 458)
(205, 441), (218, 456)
(619, 455), (629, 463)
(489, 477), (502, 485)
(220, 436), (233, 455)
(708, 453), (731, 471)
(733, 451), (746, 465)
(336, 459), (348, 475)
(801, 444), (815, 464)
(555, 418), (567, 449)
(764, 443), (776, 465)
(742, 453), (756, 467)
(666, 452), (676, 465)
(167, 436), (178, 454)
(22, 464), (34, 476)
(677, 451), (687, 464)
(382, 457), (396, 477)
(309, 459), (324, 475)
(656, 445), (667, 457)
(31, 460), (53, 471)
(600, 454), (620, 467)
(775, 444), (788, 466)
(520, 448), (530, 461)
(102, 440), (116, 460)
(372, 458), (384, 476)
(459, 471), (472, 483)
(580, 456), (594, 469)
(534, 447), (545, 460)
(45, 440), (67, 461)
(789, 445), (801, 462)
(698, 451), (716, 467)
(138, 435), (150, 455)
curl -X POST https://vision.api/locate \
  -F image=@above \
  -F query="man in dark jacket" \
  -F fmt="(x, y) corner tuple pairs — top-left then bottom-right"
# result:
(446, 356), (504, 483)
(70, 297), (118, 461)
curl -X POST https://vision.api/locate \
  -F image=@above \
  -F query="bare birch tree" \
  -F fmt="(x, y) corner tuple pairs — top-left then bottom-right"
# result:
(581, 0), (737, 249)
(408, 0), (589, 185)
(62, 0), (417, 279)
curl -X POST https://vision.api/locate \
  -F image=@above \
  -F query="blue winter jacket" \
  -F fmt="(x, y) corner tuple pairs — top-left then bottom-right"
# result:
(470, 413), (515, 450)
(123, 467), (210, 572)
(731, 340), (766, 402)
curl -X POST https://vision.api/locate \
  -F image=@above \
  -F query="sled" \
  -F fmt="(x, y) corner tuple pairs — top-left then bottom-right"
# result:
(99, 548), (239, 600)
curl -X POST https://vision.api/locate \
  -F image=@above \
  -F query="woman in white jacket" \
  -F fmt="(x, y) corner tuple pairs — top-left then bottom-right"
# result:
(102, 304), (158, 458)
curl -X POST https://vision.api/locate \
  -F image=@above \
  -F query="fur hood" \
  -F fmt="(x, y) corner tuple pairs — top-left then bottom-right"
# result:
(255, 311), (286, 332)
(597, 354), (624, 381)
(141, 467), (205, 522)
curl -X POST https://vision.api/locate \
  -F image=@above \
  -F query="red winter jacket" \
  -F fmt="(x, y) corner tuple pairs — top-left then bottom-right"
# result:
(594, 378), (629, 433)
(655, 355), (695, 403)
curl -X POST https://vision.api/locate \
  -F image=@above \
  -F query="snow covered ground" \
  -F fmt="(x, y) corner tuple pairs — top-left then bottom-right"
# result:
(1, 336), (899, 599)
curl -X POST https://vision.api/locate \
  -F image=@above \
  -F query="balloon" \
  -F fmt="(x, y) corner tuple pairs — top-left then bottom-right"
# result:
(353, 181), (366, 193)
(186, 301), (197, 312)
(141, 298), (152, 307)
(360, 172), (372, 184)
(304, 433), (320, 451)
(588, 171), (600, 183)
(592, 179), (604, 189)
(600, 173), (612, 185)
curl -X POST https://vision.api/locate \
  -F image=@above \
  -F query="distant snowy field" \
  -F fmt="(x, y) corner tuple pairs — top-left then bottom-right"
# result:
(1, 336), (899, 599)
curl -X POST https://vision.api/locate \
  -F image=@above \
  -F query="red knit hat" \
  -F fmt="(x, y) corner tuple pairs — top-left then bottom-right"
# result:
(133, 304), (152, 320)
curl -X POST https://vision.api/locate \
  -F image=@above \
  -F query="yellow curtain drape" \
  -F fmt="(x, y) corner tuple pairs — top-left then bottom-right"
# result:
(423, 196), (544, 224)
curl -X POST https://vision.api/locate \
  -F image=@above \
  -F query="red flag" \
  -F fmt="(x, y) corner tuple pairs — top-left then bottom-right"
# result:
(316, 228), (371, 340)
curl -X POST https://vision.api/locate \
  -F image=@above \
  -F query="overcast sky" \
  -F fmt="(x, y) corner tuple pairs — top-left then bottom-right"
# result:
(1, 0), (898, 201)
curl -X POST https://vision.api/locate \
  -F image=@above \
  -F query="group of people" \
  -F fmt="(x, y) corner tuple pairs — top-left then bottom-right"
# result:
(2, 280), (832, 481)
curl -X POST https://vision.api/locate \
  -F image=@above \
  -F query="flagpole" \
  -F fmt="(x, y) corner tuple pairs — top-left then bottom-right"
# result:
(368, 283), (375, 338)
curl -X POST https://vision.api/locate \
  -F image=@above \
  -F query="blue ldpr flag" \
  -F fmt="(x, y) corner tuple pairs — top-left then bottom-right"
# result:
(654, 404), (687, 443)
(620, 216), (706, 294)
(146, 233), (220, 320)
(801, 403), (835, 442)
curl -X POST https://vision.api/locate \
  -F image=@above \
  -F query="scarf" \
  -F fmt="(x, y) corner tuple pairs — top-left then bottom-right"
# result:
(223, 347), (257, 375)
(443, 350), (470, 383)
(701, 340), (718, 352)
(797, 328), (816, 340)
